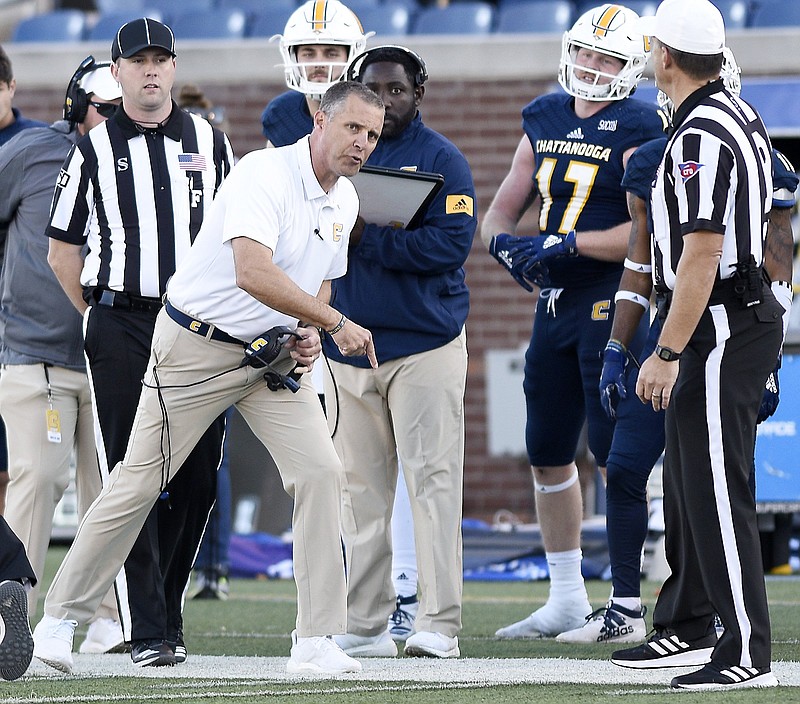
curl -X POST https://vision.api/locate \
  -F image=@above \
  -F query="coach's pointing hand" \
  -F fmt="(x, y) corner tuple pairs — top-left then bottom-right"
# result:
(328, 314), (378, 368)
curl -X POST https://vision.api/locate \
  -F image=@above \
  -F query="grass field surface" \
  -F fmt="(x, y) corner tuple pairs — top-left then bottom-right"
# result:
(6, 547), (798, 703)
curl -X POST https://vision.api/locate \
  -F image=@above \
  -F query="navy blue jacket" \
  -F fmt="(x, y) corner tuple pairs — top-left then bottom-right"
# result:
(324, 113), (476, 366)
(0, 108), (47, 147)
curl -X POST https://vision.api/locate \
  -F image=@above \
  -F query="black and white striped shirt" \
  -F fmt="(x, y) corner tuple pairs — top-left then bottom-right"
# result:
(47, 102), (234, 298)
(651, 80), (772, 293)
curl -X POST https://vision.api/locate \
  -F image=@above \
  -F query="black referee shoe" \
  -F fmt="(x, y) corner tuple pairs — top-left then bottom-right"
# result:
(130, 639), (176, 667)
(671, 663), (778, 690)
(611, 628), (716, 669)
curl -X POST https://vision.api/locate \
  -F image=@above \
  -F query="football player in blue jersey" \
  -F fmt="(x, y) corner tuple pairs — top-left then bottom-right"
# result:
(559, 49), (798, 646)
(260, 0), (369, 148)
(482, 3), (666, 639)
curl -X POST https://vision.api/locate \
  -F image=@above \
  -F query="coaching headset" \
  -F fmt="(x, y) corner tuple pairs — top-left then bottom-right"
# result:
(63, 55), (114, 124)
(346, 45), (428, 87)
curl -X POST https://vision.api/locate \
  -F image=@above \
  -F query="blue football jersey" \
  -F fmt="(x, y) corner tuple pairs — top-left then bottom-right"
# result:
(261, 91), (314, 147)
(522, 92), (665, 287)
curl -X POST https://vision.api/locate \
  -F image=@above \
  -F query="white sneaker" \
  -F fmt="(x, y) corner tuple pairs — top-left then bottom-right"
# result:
(495, 598), (591, 639)
(388, 595), (418, 643)
(404, 631), (460, 658)
(32, 615), (77, 673)
(556, 602), (647, 644)
(78, 617), (126, 654)
(333, 630), (397, 657)
(286, 630), (362, 675)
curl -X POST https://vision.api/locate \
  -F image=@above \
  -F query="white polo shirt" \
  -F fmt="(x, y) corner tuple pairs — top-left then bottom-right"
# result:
(167, 136), (356, 341)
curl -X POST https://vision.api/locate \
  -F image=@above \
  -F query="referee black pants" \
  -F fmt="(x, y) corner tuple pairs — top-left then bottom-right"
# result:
(653, 287), (782, 669)
(84, 304), (224, 643)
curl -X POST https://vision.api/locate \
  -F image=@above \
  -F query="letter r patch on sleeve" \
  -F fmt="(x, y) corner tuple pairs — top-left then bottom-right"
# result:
(445, 194), (474, 216)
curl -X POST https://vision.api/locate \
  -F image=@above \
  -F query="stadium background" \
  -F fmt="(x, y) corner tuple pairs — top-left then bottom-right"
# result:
(3, 22), (800, 531)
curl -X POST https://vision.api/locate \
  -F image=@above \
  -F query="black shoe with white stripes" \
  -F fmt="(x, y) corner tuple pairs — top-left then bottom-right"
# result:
(671, 663), (778, 690)
(611, 628), (716, 669)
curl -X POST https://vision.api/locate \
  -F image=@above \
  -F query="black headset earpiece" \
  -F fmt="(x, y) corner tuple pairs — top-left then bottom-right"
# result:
(347, 45), (428, 87)
(64, 55), (112, 124)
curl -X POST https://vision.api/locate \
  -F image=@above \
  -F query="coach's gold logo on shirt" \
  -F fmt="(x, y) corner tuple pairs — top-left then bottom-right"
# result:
(591, 300), (611, 321)
(333, 223), (343, 242)
(189, 321), (202, 333)
(446, 195), (473, 216)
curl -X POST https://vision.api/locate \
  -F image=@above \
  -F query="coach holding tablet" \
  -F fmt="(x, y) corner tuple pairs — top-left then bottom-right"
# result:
(324, 46), (475, 660)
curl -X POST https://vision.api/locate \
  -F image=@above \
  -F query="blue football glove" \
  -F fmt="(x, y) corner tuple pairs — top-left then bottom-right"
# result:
(599, 339), (629, 420)
(489, 234), (537, 292)
(521, 260), (552, 289)
(757, 355), (781, 423)
(519, 231), (578, 275)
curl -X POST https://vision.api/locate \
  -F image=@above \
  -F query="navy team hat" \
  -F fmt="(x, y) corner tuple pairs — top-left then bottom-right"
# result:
(111, 18), (176, 62)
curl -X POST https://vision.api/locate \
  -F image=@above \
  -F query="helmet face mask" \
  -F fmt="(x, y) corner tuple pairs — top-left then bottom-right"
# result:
(558, 4), (649, 102)
(276, 0), (370, 98)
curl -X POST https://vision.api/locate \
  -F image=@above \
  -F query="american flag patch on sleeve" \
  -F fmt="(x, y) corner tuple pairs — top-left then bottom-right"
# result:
(178, 153), (207, 171)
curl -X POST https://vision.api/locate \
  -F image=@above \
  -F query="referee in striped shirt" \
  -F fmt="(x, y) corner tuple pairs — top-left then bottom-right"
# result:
(46, 19), (233, 668)
(611, 0), (783, 690)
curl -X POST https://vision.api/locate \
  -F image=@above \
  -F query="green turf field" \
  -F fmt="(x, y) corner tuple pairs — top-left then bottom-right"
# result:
(6, 546), (798, 703)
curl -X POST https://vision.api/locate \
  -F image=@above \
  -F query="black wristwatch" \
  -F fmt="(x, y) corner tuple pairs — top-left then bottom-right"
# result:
(655, 344), (682, 362)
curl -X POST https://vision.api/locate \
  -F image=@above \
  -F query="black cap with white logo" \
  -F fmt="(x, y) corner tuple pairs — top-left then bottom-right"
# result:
(111, 18), (176, 62)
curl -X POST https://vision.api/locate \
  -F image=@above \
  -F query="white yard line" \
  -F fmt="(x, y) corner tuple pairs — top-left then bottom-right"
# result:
(20, 655), (800, 686)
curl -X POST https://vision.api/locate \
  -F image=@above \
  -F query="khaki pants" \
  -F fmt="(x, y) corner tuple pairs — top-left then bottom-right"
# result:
(326, 330), (467, 638)
(46, 311), (347, 637)
(1, 364), (116, 620)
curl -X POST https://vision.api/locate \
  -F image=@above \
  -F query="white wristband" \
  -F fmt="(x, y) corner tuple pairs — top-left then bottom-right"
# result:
(614, 290), (650, 311)
(771, 280), (793, 342)
(624, 258), (652, 274)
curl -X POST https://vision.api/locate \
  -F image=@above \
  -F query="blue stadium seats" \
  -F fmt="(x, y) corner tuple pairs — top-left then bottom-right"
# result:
(750, 2), (800, 27)
(145, 0), (214, 24)
(248, 8), (294, 38)
(496, 1), (574, 34)
(575, 0), (657, 16)
(12, 10), (87, 43)
(217, 0), (296, 19)
(169, 9), (248, 40)
(358, 4), (414, 36)
(711, 0), (750, 29)
(95, 0), (148, 11)
(87, 10), (165, 42)
(412, 2), (495, 35)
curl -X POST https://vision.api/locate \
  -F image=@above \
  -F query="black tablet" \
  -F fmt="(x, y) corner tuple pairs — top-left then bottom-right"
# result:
(349, 165), (445, 230)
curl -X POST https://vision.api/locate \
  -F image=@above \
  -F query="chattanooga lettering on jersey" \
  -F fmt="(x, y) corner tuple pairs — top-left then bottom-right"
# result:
(536, 139), (612, 162)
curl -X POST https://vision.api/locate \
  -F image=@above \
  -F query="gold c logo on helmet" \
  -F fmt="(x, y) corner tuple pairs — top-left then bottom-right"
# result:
(593, 4), (622, 38)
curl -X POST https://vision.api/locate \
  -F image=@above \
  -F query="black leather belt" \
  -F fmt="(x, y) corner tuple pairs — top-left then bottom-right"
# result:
(90, 288), (162, 314)
(164, 300), (244, 346)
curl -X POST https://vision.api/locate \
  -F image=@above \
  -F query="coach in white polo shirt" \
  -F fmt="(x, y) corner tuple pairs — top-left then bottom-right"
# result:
(32, 80), (384, 676)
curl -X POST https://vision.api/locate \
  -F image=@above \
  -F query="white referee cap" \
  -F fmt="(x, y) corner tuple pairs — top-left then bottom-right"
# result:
(637, 0), (725, 56)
